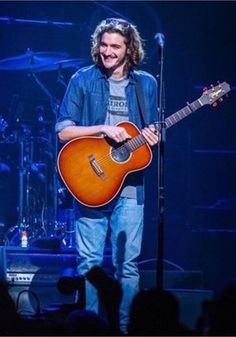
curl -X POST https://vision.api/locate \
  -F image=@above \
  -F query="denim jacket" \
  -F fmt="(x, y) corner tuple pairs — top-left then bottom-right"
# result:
(55, 65), (158, 204)
(55, 64), (158, 131)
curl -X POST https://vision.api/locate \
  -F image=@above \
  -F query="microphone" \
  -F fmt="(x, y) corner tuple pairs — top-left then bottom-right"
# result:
(154, 32), (165, 48)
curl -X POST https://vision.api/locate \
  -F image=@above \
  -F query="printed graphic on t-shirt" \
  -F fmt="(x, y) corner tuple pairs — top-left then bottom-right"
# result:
(108, 95), (128, 117)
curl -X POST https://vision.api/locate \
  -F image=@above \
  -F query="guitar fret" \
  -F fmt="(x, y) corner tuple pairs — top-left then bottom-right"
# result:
(165, 119), (172, 128)
(128, 139), (137, 151)
(183, 106), (191, 116)
(169, 115), (176, 125)
(127, 135), (146, 151)
(165, 101), (198, 129)
(127, 140), (136, 151)
(133, 136), (142, 148)
(181, 106), (192, 118)
(190, 100), (200, 111)
(186, 105), (193, 113)
(176, 110), (183, 119)
(172, 114), (179, 122)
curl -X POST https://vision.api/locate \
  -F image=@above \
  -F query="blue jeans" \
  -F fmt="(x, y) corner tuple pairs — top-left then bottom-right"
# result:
(75, 197), (144, 333)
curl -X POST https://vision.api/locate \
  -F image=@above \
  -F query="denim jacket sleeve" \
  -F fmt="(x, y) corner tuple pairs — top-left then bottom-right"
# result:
(55, 65), (109, 133)
(55, 72), (85, 133)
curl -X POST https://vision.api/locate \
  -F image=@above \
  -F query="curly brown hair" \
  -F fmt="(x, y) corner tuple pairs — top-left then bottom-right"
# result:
(91, 18), (145, 74)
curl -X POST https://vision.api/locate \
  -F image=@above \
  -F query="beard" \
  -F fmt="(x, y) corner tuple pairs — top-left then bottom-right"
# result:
(100, 54), (127, 73)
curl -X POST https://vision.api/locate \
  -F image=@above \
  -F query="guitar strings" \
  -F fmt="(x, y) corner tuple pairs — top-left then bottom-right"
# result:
(94, 142), (130, 165)
(93, 134), (146, 166)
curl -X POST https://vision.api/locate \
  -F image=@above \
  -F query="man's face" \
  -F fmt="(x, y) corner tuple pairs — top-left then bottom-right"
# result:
(99, 32), (128, 73)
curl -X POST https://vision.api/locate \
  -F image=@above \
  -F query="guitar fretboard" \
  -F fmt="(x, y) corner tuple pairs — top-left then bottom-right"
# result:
(125, 134), (146, 152)
(114, 81), (230, 154)
(119, 98), (203, 153)
(165, 99), (202, 129)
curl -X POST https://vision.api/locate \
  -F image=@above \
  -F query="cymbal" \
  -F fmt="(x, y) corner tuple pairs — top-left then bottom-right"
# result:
(33, 58), (85, 72)
(57, 58), (85, 68)
(0, 49), (69, 71)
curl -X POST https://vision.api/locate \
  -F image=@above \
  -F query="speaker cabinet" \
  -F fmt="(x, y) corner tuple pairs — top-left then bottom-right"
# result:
(8, 282), (75, 316)
(140, 269), (213, 330)
(171, 288), (213, 330)
(4, 247), (77, 315)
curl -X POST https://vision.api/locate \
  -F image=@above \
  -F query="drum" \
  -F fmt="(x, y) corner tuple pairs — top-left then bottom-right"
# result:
(0, 141), (18, 244)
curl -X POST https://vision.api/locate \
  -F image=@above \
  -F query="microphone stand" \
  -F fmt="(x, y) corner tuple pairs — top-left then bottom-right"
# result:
(155, 40), (166, 291)
(30, 71), (60, 237)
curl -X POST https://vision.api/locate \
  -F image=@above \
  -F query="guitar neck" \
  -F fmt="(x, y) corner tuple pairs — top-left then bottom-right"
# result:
(165, 98), (203, 129)
(126, 98), (203, 151)
(122, 80), (229, 151)
(126, 134), (147, 152)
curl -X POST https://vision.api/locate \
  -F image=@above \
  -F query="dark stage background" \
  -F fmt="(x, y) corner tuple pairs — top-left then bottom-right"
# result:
(0, 1), (235, 293)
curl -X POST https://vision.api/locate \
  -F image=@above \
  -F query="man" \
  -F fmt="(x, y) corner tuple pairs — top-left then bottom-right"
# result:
(55, 17), (160, 333)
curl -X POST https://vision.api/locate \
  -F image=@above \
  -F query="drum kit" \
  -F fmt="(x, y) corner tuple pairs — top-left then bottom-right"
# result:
(0, 49), (85, 247)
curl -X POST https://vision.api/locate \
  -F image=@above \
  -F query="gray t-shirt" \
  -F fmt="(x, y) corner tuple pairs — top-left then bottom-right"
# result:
(105, 77), (129, 124)
(105, 77), (137, 199)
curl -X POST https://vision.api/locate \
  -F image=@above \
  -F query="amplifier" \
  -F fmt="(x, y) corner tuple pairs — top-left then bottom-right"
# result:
(6, 272), (60, 286)
(2, 247), (78, 314)
(6, 272), (35, 285)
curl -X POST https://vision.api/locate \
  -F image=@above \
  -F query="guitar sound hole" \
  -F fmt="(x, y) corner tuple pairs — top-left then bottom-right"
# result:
(111, 144), (131, 163)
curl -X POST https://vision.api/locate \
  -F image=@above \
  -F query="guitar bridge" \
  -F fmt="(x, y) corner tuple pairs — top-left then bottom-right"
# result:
(88, 154), (106, 180)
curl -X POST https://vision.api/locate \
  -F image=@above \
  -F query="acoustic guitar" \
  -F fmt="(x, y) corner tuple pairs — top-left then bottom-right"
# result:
(57, 81), (230, 207)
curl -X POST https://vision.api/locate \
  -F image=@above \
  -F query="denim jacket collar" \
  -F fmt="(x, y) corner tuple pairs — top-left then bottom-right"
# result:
(95, 65), (137, 84)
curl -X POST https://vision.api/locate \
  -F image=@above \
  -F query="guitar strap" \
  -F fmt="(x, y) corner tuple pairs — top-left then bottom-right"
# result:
(135, 78), (148, 127)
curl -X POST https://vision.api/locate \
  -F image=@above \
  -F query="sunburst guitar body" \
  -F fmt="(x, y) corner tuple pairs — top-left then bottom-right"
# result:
(58, 121), (152, 207)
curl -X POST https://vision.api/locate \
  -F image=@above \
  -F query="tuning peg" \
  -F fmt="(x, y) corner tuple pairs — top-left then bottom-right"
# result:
(212, 102), (218, 107)
(203, 87), (208, 92)
(219, 97), (224, 102)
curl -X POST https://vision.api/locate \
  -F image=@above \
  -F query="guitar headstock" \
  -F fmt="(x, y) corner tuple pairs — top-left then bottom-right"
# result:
(200, 81), (231, 107)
